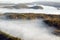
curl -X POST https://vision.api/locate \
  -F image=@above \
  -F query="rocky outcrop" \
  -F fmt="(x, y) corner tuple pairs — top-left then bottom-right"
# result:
(4, 13), (49, 19)
(53, 30), (60, 36)
(44, 18), (60, 29)
(43, 17), (60, 35)
(4, 13), (36, 19)
(4, 13), (60, 19)
(0, 31), (21, 40)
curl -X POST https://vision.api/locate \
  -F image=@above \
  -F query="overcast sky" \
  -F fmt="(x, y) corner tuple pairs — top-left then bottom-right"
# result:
(0, 0), (59, 3)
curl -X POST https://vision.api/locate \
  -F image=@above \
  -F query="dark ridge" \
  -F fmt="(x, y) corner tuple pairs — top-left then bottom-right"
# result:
(26, 1), (60, 9)
(0, 31), (21, 40)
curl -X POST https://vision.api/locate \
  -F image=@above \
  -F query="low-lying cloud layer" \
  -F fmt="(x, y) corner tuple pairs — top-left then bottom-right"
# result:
(0, 19), (59, 40)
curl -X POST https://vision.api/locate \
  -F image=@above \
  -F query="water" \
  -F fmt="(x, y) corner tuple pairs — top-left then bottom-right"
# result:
(0, 19), (60, 40)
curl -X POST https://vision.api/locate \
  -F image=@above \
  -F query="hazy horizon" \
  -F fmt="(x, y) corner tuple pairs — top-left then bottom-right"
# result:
(0, 0), (60, 4)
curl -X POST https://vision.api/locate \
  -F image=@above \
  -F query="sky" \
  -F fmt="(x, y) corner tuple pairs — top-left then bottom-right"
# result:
(0, 0), (60, 4)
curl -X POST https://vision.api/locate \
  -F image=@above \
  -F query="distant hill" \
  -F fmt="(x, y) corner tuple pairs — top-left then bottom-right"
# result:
(25, 1), (60, 9)
(0, 1), (60, 9)
(0, 3), (15, 5)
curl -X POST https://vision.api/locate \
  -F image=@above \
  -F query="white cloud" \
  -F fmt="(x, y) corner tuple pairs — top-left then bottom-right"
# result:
(0, 0), (60, 4)
(0, 0), (39, 3)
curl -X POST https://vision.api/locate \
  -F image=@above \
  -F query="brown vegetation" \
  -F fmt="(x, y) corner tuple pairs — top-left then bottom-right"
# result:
(43, 15), (60, 35)
(4, 13), (50, 19)
(3, 13), (60, 35)
(0, 31), (21, 40)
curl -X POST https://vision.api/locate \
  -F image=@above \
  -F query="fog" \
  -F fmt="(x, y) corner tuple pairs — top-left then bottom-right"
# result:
(0, 0), (60, 3)
(0, 3), (59, 40)
(0, 19), (60, 40)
